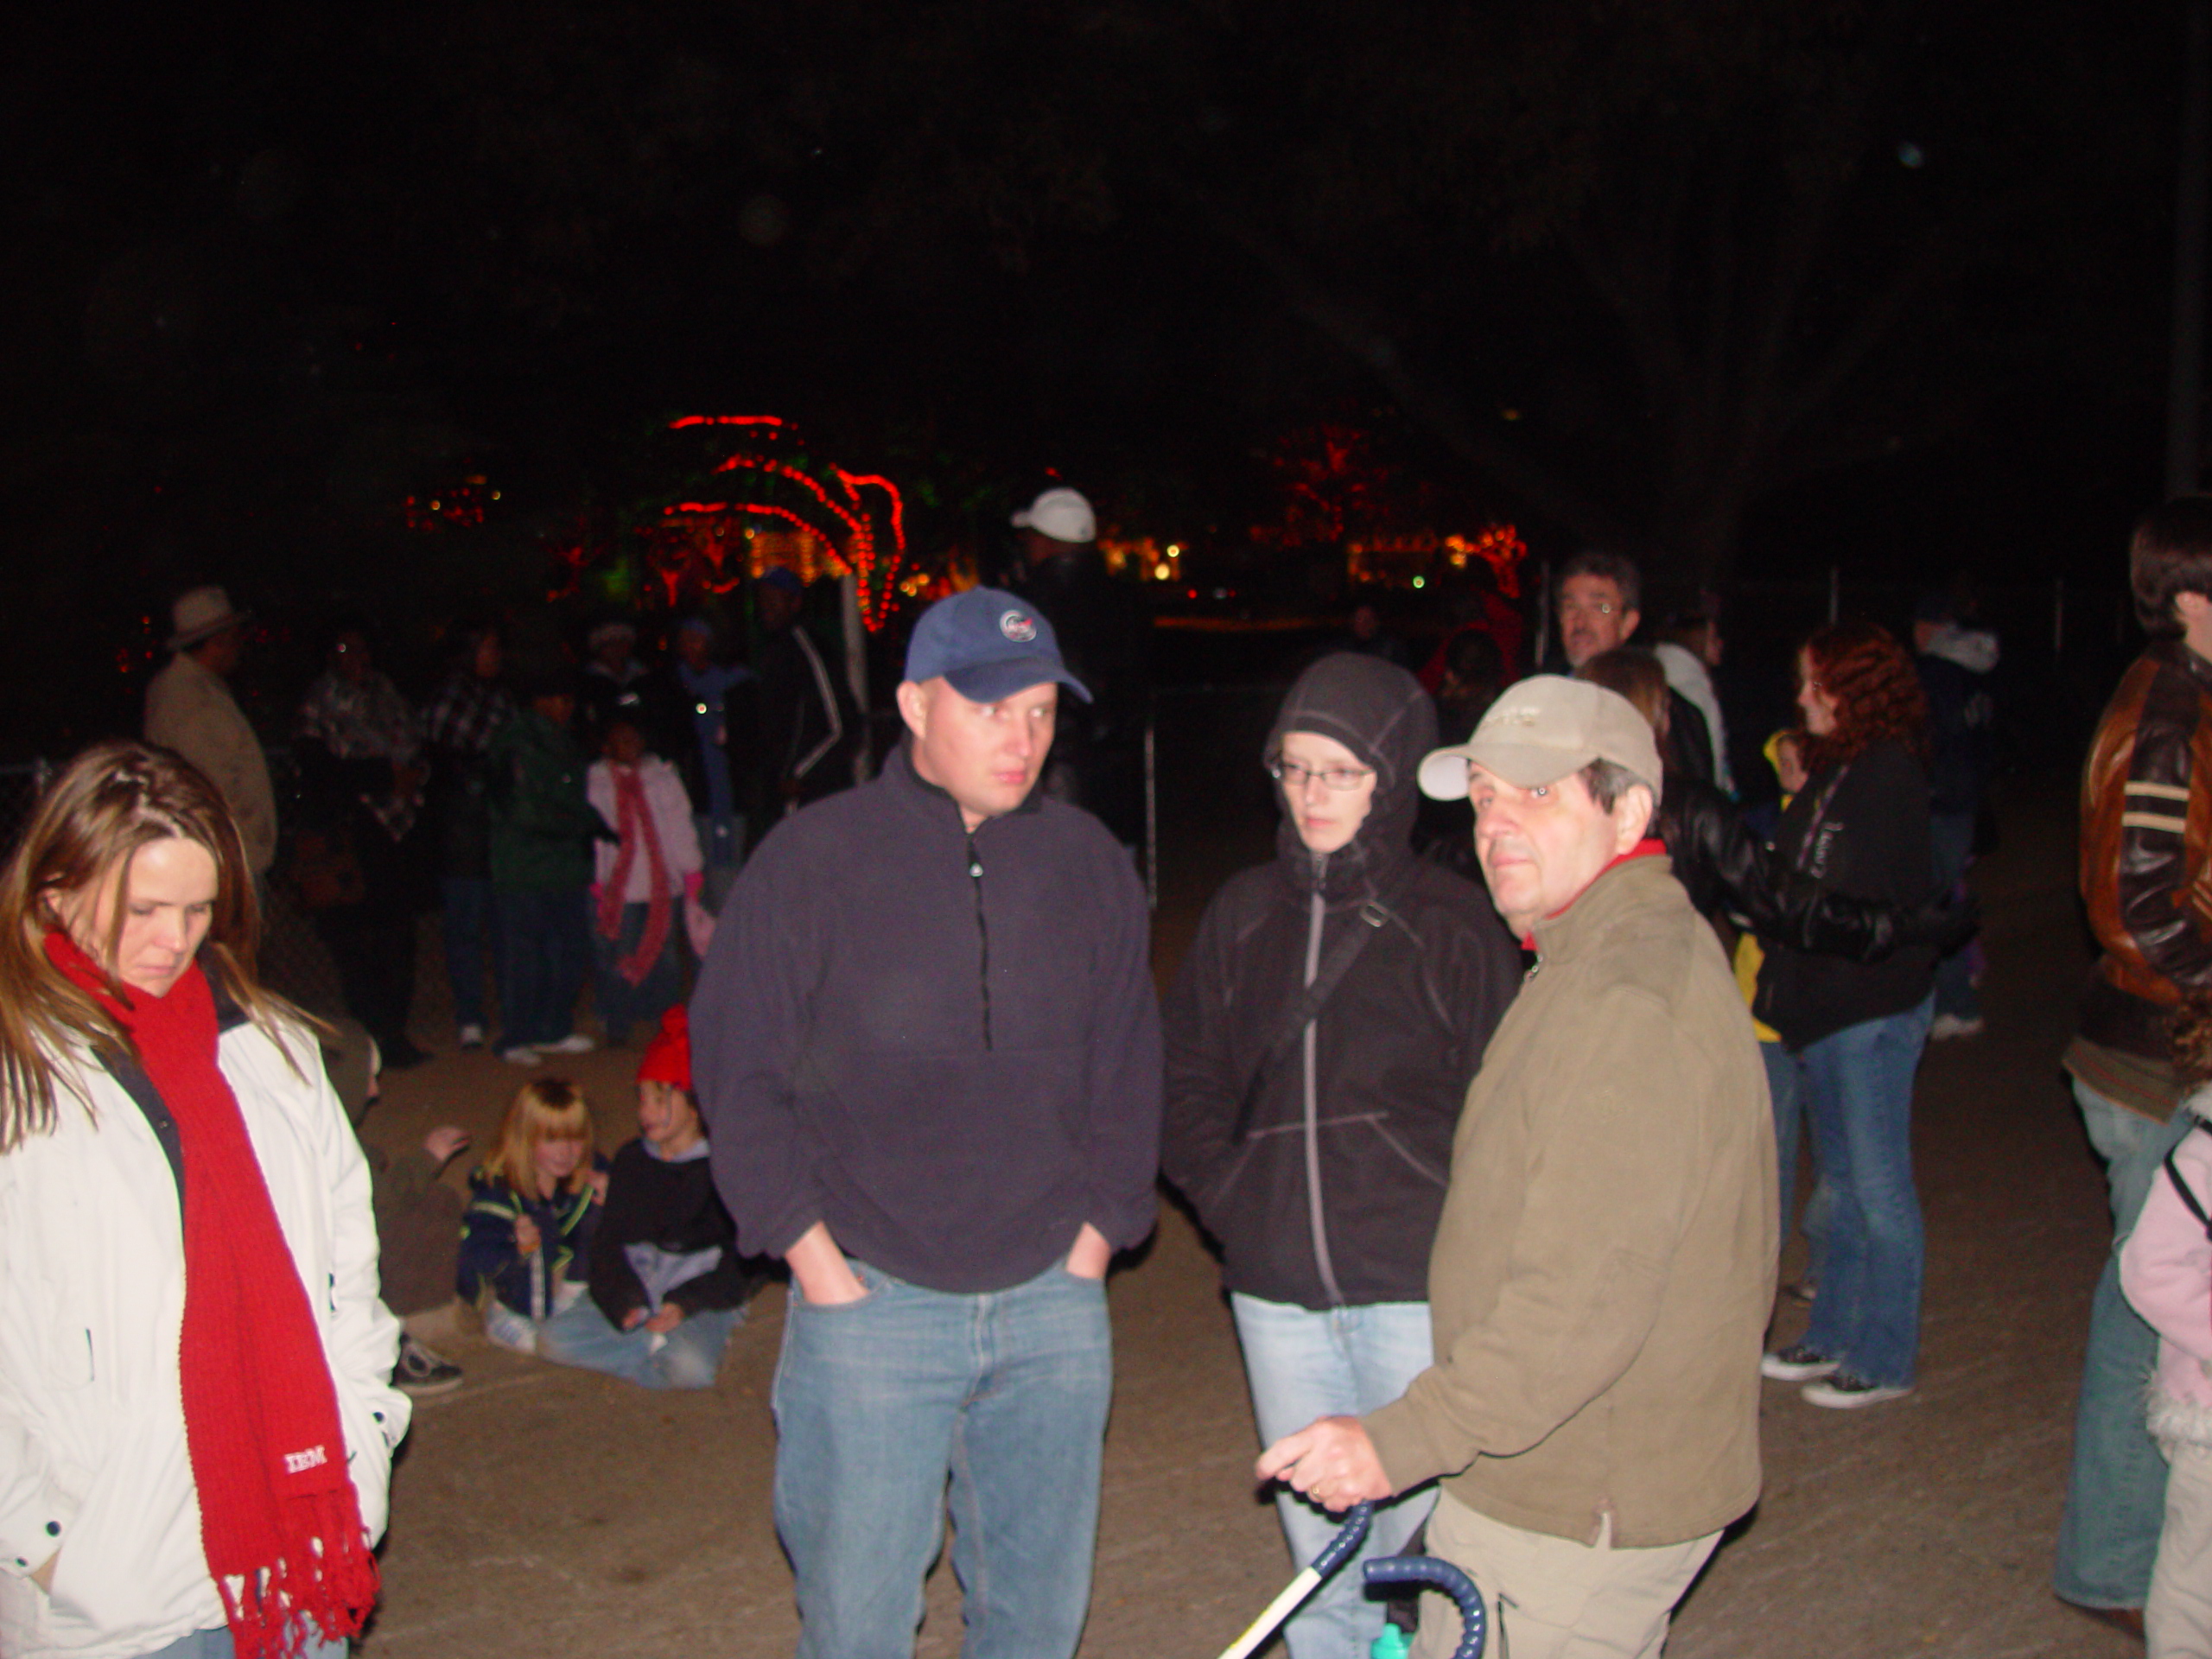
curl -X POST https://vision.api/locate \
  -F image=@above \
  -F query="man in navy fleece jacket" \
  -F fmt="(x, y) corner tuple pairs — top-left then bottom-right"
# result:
(692, 587), (1162, 1659)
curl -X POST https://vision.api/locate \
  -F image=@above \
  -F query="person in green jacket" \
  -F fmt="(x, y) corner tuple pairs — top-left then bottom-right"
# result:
(487, 664), (607, 1065)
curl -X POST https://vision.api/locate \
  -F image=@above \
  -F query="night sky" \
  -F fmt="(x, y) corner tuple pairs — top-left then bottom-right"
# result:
(0, 1), (2190, 749)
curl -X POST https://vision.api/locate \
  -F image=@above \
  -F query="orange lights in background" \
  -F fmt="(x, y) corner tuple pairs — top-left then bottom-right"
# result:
(404, 474), (499, 532)
(1347, 524), (1526, 592)
(1098, 535), (1184, 584)
(1447, 524), (1529, 596)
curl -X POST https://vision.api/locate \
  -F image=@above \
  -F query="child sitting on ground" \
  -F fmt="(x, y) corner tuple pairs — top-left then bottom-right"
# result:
(322, 1018), (472, 1394)
(2121, 1007), (2212, 1658)
(458, 1078), (608, 1353)
(534, 1007), (760, 1389)
(586, 715), (711, 1047)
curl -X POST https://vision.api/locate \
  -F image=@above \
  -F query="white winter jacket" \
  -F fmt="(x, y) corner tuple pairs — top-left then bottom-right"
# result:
(588, 755), (702, 902)
(0, 1007), (410, 1659)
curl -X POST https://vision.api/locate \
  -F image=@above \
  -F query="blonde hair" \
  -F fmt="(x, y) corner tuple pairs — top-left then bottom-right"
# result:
(0, 740), (302, 1151)
(481, 1078), (596, 1194)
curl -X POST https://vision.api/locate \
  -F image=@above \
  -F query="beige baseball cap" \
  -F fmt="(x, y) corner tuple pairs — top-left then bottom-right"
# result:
(1418, 674), (1663, 803)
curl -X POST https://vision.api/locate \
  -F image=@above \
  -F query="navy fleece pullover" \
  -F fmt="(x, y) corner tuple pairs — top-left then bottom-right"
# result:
(691, 742), (1162, 1294)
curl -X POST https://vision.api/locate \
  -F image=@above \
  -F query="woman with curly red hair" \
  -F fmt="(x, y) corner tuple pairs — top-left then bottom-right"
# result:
(1755, 620), (1939, 1409)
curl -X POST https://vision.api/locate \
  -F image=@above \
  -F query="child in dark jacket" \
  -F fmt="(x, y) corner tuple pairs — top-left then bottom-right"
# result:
(535, 1008), (759, 1389)
(458, 1078), (608, 1354)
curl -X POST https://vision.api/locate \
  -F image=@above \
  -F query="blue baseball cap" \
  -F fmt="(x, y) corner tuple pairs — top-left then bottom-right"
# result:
(904, 587), (1092, 704)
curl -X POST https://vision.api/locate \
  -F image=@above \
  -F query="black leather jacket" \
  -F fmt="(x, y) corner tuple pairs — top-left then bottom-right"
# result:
(1662, 771), (1922, 961)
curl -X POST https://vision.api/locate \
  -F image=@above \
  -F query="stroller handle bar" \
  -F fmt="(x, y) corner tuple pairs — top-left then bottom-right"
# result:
(1210, 1498), (1488, 1659)
(1363, 1553), (1487, 1659)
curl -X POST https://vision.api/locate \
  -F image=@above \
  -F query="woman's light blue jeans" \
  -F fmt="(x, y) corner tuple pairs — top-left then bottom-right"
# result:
(538, 1294), (740, 1390)
(1797, 996), (1933, 1389)
(1231, 1293), (1436, 1659)
(772, 1255), (1112, 1659)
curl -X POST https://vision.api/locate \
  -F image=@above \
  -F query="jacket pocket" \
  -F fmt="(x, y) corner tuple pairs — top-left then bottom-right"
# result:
(47, 1327), (93, 1391)
(1192, 1138), (1261, 1219)
(1361, 1116), (1448, 1189)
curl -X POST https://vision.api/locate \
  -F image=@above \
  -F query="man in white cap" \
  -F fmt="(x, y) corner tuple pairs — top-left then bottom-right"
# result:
(1009, 485), (1152, 849)
(143, 586), (277, 875)
(1257, 675), (1775, 1659)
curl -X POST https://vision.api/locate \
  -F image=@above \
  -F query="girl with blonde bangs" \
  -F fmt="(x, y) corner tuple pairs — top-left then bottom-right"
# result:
(479, 1078), (596, 1196)
(458, 1078), (609, 1355)
(0, 740), (405, 1659)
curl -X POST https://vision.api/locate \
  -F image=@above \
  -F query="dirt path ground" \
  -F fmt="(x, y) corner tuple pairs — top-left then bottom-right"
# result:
(353, 773), (2142, 1657)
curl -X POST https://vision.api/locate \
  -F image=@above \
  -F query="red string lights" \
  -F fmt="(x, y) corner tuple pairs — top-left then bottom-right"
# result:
(543, 419), (914, 625)
(404, 474), (499, 533)
(652, 419), (909, 628)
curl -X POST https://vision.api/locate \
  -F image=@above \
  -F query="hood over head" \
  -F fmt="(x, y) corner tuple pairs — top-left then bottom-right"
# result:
(1266, 652), (1437, 899)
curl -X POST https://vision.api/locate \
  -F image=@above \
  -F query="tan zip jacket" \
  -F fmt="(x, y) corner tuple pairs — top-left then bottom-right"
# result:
(1363, 854), (1777, 1548)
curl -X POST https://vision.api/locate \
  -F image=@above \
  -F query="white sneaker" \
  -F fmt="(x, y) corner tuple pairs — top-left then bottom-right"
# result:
(1802, 1373), (1913, 1409)
(540, 1033), (597, 1055)
(499, 1045), (541, 1066)
(457, 1024), (486, 1051)
(1929, 1014), (1986, 1040)
(1760, 1343), (1840, 1382)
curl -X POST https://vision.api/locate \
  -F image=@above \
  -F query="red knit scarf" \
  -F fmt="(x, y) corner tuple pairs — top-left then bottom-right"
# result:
(595, 762), (671, 987)
(44, 931), (378, 1659)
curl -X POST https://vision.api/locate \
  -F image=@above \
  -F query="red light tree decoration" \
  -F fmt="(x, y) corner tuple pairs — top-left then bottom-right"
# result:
(1259, 422), (1394, 547)
(644, 417), (909, 630)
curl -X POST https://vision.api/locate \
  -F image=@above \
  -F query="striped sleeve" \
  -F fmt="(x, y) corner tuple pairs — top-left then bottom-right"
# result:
(2115, 657), (2212, 988)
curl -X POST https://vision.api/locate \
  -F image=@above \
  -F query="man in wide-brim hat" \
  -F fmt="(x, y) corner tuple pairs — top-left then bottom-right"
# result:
(144, 586), (277, 875)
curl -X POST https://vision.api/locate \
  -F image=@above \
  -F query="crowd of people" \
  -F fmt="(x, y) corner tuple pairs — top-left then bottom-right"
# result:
(6, 484), (2211, 1659)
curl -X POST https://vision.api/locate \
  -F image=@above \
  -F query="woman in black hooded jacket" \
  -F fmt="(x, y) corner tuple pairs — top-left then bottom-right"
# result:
(1160, 652), (1519, 1659)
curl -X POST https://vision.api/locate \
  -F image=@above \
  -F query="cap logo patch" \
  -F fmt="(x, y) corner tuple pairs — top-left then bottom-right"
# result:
(999, 609), (1038, 644)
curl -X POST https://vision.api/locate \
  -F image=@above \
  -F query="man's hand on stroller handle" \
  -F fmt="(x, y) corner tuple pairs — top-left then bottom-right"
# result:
(1257, 1415), (1395, 1510)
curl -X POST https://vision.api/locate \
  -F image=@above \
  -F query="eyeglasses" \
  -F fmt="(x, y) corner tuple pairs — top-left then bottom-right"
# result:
(1557, 600), (1618, 618)
(1268, 758), (1375, 791)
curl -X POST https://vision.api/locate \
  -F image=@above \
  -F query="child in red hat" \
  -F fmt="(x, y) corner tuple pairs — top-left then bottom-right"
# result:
(532, 1007), (761, 1388)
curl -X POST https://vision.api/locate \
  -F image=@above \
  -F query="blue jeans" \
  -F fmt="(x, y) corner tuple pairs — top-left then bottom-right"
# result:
(2055, 1077), (2196, 1608)
(1797, 997), (1933, 1389)
(495, 886), (590, 1049)
(1766, 1040), (1832, 1287)
(590, 899), (683, 1047)
(1230, 1294), (1436, 1659)
(141, 1630), (346, 1659)
(442, 874), (496, 1032)
(1929, 811), (1980, 1021)
(538, 1294), (740, 1390)
(772, 1256), (1112, 1659)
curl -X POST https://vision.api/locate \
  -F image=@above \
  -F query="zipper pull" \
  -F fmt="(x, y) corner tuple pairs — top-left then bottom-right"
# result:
(967, 836), (983, 880)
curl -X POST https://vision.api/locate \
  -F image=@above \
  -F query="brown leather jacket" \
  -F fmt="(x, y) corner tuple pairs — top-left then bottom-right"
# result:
(2076, 639), (2212, 1059)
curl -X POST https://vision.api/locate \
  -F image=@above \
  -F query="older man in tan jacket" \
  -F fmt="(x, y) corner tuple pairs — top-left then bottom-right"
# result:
(1261, 676), (1776, 1659)
(144, 586), (277, 875)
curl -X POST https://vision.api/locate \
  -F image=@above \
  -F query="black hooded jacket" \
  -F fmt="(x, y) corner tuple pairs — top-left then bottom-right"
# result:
(1160, 654), (1521, 1309)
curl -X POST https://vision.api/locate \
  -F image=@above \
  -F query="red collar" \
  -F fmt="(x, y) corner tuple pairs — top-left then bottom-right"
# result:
(1520, 837), (1669, 949)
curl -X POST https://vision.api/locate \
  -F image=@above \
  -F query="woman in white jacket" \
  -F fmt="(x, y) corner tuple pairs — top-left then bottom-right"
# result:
(0, 741), (409, 1659)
